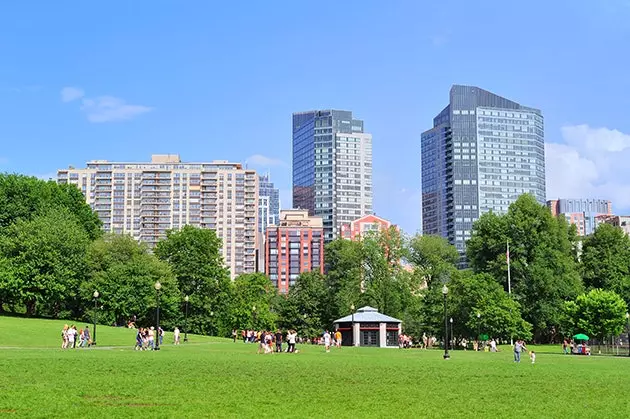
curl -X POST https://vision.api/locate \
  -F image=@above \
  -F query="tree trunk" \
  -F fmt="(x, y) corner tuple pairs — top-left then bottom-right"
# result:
(26, 299), (36, 316)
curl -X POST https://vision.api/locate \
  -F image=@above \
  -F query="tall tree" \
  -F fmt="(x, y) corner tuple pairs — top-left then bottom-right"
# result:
(323, 239), (363, 325)
(231, 273), (278, 331)
(154, 226), (232, 336)
(466, 194), (583, 342)
(581, 223), (630, 306)
(563, 289), (628, 343)
(84, 234), (180, 329)
(278, 272), (328, 337)
(0, 209), (90, 317)
(408, 234), (459, 287)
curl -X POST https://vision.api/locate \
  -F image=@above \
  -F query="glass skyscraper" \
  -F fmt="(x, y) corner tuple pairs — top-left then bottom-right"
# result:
(292, 110), (373, 241)
(421, 85), (546, 253)
(258, 173), (280, 234)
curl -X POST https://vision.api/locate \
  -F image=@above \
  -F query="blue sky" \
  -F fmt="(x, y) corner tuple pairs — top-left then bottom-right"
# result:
(2, 1), (630, 234)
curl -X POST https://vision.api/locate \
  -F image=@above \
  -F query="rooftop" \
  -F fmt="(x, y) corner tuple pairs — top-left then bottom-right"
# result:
(333, 306), (401, 324)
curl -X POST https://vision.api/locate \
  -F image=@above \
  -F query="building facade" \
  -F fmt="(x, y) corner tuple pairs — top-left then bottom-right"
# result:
(547, 198), (612, 236)
(595, 215), (630, 235)
(292, 110), (373, 242)
(265, 209), (324, 294)
(57, 154), (259, 279)
(421, 85), (546, 254)
(258, 173), (280, 235)
(340, 214), (393, 240)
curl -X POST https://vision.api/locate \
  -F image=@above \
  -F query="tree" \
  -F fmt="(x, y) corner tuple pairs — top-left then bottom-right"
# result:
(408, 234), (459, 287)
(279, 272), (327, 337)
(154, 226), (232, 336)
(323, 239), (363, 325)
(466, 194), (583, 342)
(0, 209), (90, 317)
(84, 234), (180, 329)
(563, 289), (628, 343)
(581, 223), (630, 306)
(0, 174), (101, 239)
(231, 273), (278, 331)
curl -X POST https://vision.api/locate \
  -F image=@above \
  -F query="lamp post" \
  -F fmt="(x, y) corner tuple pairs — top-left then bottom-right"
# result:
(626, 312), (630, 357)
(184, 295), (189, 343)
(210, 311), (214, 336)
(92, 291), (99, 346)
(154, 281), (161, 351)
(350, 304), (356, 347)
(476, 312), (481, 351)
(442, 285), (449, 359)
(449, 317), (453, 350)
(252, 305), (257, 330)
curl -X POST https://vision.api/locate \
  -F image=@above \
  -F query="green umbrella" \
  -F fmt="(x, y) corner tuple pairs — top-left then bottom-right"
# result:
(573, 333), (589, 341)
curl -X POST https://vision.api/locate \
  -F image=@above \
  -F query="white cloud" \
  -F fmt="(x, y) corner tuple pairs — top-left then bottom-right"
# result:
(61, 87), (152, 122)
(546, 125), (630, 211)
(80, 96), (153, 123)
(246, 154), (287, 167)
(61, 87), (84, 102)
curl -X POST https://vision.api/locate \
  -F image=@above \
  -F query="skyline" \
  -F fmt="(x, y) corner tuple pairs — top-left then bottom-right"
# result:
(2, 1), (630, 234)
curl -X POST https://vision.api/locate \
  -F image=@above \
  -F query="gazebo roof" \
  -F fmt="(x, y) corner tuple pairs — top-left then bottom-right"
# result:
(333, 306), (402, 324)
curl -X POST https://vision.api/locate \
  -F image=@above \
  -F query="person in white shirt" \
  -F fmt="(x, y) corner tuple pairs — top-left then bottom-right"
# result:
(287, 330), (297, 353)
(323, 331), (331, 353)
(67, 325), (76, 349)
(148, 327), (155, 350)
(174, 327), (180, 345)
(490, 339), (497, 352)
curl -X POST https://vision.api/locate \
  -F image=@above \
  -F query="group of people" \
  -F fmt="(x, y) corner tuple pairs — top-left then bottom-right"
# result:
(61, 324), (91, 349)
(134, 326), (164, 351)
(562, 339), (591, 355)
(252, 330), (299, 354)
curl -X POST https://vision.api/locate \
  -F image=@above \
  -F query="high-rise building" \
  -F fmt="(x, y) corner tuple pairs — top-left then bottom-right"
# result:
(547, 198), (612, 236)
(421, 85), (545, 253)
(57, 154), (259, 279)
(292, 109), (373, 242)
(340, 214), (393, 241)
(258, 173), (280, 235)
(265, 209), (324, 294)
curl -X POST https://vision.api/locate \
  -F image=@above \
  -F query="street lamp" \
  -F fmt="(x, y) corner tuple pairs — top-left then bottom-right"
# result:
(477, 312), (481, 351)
(350, 304), (356, 347)
(442, 285), (449, 360)
(449, 317), (453, 350)
(154, 281), (161, 351)
(626, 312), (629, 357)
(92, 291), (99, 346)
(184, 295), (189, 343)
(210, 311), (214, 336)
(252, 305), (257, 330)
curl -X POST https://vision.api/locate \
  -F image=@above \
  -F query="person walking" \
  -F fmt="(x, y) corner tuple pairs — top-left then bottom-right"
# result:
(61, 325), (69, 349)
(83, 326), (91, 348)
(287, 330), (296, 353)
(232, 329), (238, 343)
(275, 330), (283, 353)
(174, 327), (180, 345)
(514, 339), (528, 363)
(323, 330), (331, 353)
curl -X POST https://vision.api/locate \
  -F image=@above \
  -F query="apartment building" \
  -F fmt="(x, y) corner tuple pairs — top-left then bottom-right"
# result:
(547, 198), (612, 236)
(57, 154), (259, 279)
(340, 214), (393, 241)
(265, 209), (324, 294)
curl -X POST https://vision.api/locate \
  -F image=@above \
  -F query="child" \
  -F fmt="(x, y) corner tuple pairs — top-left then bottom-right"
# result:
(530, 350), (536, 364)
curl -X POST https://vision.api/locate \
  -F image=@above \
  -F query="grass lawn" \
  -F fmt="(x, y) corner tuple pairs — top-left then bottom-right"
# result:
(1, 316), (629, 418)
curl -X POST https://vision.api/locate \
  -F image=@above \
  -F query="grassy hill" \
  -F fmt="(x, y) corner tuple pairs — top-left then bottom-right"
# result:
(0, 315), (222, 348)
(1, 315), (630, 418)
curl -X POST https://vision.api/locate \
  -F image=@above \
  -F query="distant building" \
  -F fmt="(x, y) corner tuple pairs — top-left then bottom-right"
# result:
(258, 173), (280, 235)
(57, 154), (259, 279)
(265, 210), (324, 294)
(594, 215), (630, 235)
(292, 109), (373, 242)
(421, 85), (545, 257)
(547, 198), (612, 236)
(340, 214), (393, 240)
(333, 306), (402, 347)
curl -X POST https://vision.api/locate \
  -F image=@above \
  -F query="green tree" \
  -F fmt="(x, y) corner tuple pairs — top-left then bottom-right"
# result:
(279, 272), (327, 337)
(154, 226), (232, 336)
(84, 234), (180, 329)
(408, 234), (459, 287)
(466, 194), (583, 342)
(0, 209), (90, 317)
(0, 174), (101, 239)
(323, 239), (363, 325)
(581, 223), (630, 305)
(231, 273), (278, 331)
(562, 289), (628, 343)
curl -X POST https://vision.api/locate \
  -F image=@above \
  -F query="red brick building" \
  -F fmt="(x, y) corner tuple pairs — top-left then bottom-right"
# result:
(340, 214), (393, 240)
(265, 210), (324, 294)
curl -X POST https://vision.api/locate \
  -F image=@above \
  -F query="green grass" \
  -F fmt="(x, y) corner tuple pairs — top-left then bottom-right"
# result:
(1, 316), (629, 418)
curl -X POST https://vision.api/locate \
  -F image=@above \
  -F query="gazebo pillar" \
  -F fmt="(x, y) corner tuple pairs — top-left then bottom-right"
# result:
(379, 322), (387, 347)
(353, 322), (360, 346)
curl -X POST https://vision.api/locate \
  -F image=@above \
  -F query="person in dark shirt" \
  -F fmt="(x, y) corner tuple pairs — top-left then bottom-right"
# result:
(275, 330), (283, 353)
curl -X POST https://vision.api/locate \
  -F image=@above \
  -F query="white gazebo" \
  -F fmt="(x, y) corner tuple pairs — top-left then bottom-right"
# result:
(333, 306), (402, 348)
